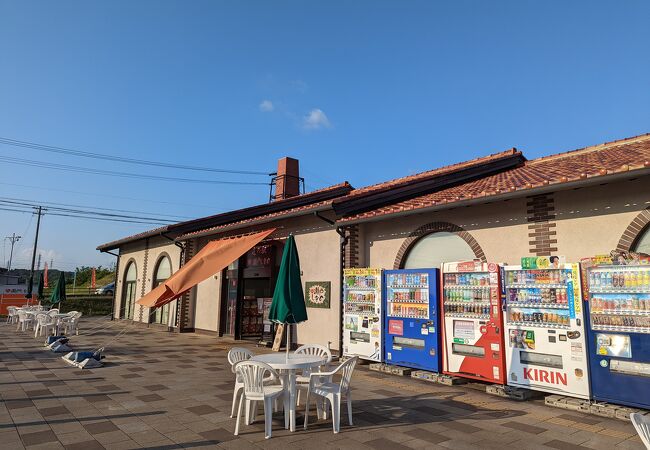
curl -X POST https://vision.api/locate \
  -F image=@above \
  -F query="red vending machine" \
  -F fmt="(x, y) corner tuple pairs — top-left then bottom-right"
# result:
(441, 260), (506, 384)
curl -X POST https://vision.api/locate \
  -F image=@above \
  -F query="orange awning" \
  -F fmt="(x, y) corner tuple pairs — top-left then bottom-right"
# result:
(137, 229), (276, 309)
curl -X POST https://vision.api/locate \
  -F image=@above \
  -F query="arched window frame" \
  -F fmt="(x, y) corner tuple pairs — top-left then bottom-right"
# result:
(121, 259), (137, 320)
(394, 221), (486, 269)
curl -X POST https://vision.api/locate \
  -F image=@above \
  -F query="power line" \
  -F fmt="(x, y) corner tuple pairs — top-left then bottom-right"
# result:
(0, 136), (270, 175)
(0, 195), (192, 220)
(0, 181), (223, 211)
(0, 155), (270, 186)
(0, 204), (173, 226)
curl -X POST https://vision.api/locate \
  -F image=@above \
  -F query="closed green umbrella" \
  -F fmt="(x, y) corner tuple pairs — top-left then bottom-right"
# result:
(269, 235), (308, 359)
(37, 272), (45, 302)
(50, 272), (67, 305)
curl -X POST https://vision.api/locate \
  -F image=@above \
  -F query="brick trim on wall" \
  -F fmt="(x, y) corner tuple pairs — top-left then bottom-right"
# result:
(616, 207), (650, 252)
(527, 194), (558, 257)
(177, 238), (195, 332)
(138, 238), (150, 322)
(343, 225), (360, 269)
(393, 221), (486, 269)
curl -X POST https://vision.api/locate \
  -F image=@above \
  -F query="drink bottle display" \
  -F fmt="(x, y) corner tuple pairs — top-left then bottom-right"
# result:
(582, 254), (650, 409)
(383, 268), (440, 372)
(503, 259), (590, 399)
(441, 261), (505, 384)
(343, 268), (383, 362)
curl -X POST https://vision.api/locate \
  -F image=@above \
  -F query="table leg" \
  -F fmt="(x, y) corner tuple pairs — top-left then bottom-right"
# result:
(289, 371), (297, 432)
(281, 371), (290, 430)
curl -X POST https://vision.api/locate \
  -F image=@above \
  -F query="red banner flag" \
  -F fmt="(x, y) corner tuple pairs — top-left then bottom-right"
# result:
(91, 268), (96, 289)
(43, 263), (49, 288)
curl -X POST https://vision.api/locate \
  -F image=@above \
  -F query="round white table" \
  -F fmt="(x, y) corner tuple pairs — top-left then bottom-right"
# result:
(251, 353), (325, 432)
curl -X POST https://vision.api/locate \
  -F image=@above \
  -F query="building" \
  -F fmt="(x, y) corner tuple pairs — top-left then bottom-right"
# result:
(98, 133), (650, 352)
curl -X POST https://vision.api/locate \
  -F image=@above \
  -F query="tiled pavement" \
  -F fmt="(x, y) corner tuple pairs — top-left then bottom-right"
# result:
(0, 318), (645, 450)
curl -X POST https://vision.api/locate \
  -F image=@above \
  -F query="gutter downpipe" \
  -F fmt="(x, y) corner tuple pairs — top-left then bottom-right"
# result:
(99, 249), (120, 321)
(314, 211), (347, 357)
(161, 232), (185, 333)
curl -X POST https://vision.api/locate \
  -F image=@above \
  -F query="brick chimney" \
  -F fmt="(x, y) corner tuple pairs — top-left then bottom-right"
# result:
(273, 157), (301, 200)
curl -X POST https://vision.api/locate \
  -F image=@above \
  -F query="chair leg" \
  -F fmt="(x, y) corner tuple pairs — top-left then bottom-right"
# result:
(264, 397), (272, 439)
(331, 393), (340, 433)
(297, 388), (301, 406)
(234, 392), (244, 436)
(231, 386), (240, 418)
(347, 395), (353, 426)
(304, 390), (311, 430)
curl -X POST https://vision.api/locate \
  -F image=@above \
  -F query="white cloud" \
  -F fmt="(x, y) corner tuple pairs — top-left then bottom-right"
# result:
(303, 108), (331, 130)
(259, 100), (274, 112)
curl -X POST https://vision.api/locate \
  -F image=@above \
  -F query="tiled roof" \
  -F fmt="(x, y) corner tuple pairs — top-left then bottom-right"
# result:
(339, 133), (650, 223)
(176, 198), (335, 240)
(96, 225), (170, 251)
(342, 148), (522, 198)
(96, 182), (352, 251)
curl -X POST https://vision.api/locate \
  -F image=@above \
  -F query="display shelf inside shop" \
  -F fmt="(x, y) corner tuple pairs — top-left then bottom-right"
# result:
(507, 321), (570, 329)
(507, 302), (570, 309)
(507, 284), (568, 289)
(445, 312), (489, 319)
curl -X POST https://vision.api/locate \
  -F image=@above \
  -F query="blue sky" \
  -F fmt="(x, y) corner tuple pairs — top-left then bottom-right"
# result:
(1, 1), (649, 272)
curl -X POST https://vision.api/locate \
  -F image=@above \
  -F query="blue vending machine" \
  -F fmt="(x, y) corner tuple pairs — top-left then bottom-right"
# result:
(383, 268), (440, 372)
(582, 253), (650, 409)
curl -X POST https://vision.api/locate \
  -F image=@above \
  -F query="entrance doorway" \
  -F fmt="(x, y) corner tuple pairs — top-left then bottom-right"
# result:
(220, 241), (281, 340)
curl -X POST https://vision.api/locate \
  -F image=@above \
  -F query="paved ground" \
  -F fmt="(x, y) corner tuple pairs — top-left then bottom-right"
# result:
(0, 318), (645, 450)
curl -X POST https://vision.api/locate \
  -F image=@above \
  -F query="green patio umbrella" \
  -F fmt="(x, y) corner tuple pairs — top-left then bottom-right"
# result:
(50, 272), (67, 306)
(36, 272), (45, 302)
(269, 235), (308, 359)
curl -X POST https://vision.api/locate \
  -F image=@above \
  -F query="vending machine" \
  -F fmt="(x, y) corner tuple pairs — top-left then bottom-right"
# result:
(383, 269), (440, 372)
(343, 268), (383, 362)
(582, 252), (650, 409)
(503, 257), (590, 399)
(441, 261), (506, 384)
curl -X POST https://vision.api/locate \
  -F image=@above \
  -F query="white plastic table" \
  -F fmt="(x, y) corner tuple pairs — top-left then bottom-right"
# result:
(250, 353), (325, 432)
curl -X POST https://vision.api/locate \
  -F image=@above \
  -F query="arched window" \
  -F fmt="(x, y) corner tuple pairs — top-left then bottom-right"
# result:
(402, 231), (477, 269)
(122, 262), (137, 320)
(151, 256), (172, 325)
(633, 226), (650, 255)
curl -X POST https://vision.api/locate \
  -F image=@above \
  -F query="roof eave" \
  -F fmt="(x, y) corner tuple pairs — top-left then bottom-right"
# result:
(337, 166), (650, 226)
(176, 203), (335, 241)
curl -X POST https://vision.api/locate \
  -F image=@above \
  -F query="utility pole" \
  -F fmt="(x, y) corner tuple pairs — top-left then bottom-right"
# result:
(26, 206), (43, 298)
(5, 233), (21, 271)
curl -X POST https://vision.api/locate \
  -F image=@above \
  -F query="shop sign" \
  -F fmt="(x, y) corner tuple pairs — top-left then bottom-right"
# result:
(246, 244), (274, 268)
(305, 281), (330, 309)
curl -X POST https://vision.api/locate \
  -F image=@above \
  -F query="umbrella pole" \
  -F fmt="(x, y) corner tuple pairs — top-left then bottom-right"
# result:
(286, 323), (290, 361)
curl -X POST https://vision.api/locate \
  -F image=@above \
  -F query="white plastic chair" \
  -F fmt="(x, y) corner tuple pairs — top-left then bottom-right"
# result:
(228, 347), (254, 418)
(61, 312), (82, 335)
(234, 360), (286, 439)
(631, 413), (650, 449)
(294, 344), (332, 405)
(303, 356), (357, 433)
(16, 310), (35, 332)
(6, 306), (18, 324)
(34, 313), (56, 338)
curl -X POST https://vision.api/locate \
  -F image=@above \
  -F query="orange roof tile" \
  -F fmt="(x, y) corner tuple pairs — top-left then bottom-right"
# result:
(339, 133), (650, 223)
